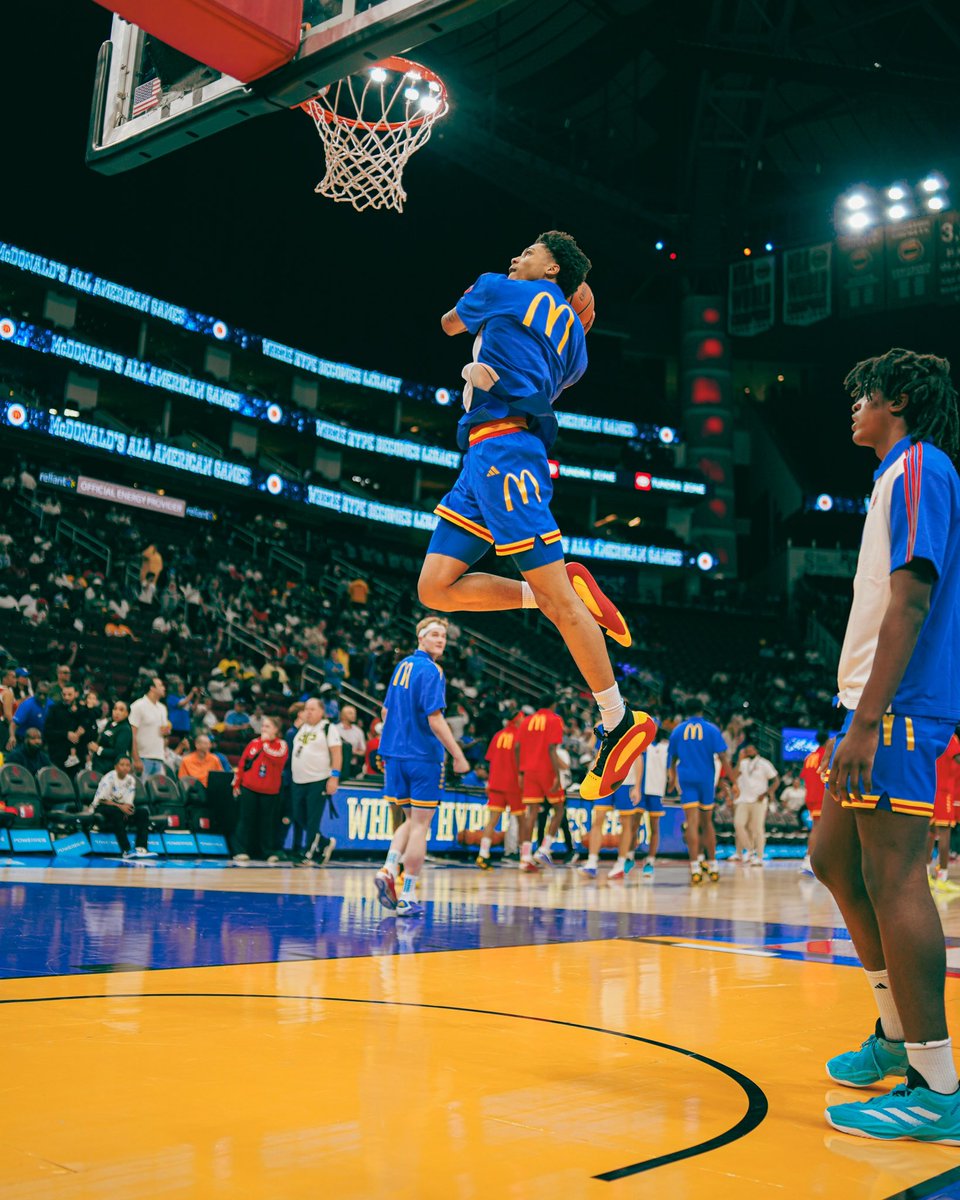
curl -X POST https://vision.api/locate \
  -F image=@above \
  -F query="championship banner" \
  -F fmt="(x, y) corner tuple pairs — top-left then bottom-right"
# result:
(884, 216), (936, 308)
(937, 212), (960, 304)
(728, 255), (775, 336)
(835, 227), (885, 317)
(783, 243), (832, 326)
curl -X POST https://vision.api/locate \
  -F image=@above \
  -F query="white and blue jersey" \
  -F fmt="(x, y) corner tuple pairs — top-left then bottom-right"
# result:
(380, 649), (446, 809)
(839, 437), (960, 721)
(453, 273), (587, 452)
(833, 436), (960, 817)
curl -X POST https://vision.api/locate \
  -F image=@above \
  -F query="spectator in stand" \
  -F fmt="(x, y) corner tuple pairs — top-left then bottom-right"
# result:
(1, 667), (15, 751)
(231, 715), (290, 863)
(44, 684), (88, 778)
(331, 705), (365, 779)
(104, 618), (138, 639)
(224, 697), (252, 731)
(165, 678), (197, 739)
(0, 585), (18, 613)
(290, 696), (340, 865)
(5, 727), (52, 776)
(11, 680), (50, 743)
(88, 700), (133, 774)
(138, 572), (158, 608)
(261, 659), (290, 690)
(178, 734), (224, 789)
(164, 736), (190, 774)
(89, 755), (156, 859)
(733, 744), (779, 866)
(129, 677), (171, 778)
(140, 543), (163, 586)
(49, 663), (73, 703)
(348, 576), (369, 606)
(363, 719), (383, 777)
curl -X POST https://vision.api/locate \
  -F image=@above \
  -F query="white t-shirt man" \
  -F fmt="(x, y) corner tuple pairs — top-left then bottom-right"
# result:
(736, 755), (778, 804)
(333, 721), (366, 759)
(291, 721), (339, 784)
(129, 695), (169, 762)
(642, 741), (668, 797)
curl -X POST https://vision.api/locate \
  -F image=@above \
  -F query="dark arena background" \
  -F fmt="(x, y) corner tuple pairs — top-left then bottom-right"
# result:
(2, 2), (960, 1196)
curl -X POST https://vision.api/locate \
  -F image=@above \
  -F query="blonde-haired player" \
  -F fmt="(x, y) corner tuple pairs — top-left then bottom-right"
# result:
(374, 617), (469, 916)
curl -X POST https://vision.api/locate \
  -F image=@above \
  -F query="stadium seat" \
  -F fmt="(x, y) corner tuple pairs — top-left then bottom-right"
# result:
(36, 766), (82, 833)
(0, 764), (43, 826)
(75, 769), (102, 805)
(144, 773), (188, 830)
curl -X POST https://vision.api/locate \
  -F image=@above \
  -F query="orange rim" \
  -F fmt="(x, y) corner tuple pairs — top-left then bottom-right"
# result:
(299, 56), (448, 133)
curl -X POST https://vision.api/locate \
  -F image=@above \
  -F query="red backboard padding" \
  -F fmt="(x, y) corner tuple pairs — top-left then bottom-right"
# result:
(93, 1), (302, 83)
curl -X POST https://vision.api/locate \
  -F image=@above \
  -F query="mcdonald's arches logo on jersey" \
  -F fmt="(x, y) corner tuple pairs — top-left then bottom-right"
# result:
(528, 714), (548, 732)
(522, 291), (576, 355)
(684, 723), (704, 740)
(503, 469), (542, 513)
(392, 661), (413, 689)
(497, 732), (515, 749)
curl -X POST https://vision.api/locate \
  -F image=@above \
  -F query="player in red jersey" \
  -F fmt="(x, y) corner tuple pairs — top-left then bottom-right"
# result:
(476, 715), (523, 869)
(516, 698), (565, 871)
(929, 730), (960, 893)
(799, 732), (832, 875)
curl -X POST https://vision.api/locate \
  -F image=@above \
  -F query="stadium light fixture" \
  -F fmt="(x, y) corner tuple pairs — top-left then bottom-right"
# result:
(844, 191), (870, 211)
(846, 210), (873, 231)
(887, 203), (909, 221)
(370, 67), (388, 83)
(886, 183), (908, 201)
(764, 241), (774, 252)
(927, 194), (948, 212)
(921, 173), (946, 193)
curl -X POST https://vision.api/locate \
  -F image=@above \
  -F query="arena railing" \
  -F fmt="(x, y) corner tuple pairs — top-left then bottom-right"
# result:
(222, 613), (279, 663)
(15, 492), (113, 577)
(301, 663), (382, 725)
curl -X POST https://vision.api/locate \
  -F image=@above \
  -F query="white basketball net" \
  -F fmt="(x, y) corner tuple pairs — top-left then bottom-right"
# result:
(300, 57), (449, 213)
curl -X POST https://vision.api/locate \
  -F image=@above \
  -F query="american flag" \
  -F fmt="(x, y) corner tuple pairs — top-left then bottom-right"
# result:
(131, 77), (161, 117)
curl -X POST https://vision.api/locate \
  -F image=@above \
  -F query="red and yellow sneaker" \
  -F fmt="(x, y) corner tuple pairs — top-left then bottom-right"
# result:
(375, 868), (398, 910)
(566, 562), (632, 648)
(580, 710), (658, 801)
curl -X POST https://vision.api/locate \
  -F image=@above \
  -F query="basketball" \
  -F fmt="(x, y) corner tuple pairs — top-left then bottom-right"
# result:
(570, 281), (595, 333)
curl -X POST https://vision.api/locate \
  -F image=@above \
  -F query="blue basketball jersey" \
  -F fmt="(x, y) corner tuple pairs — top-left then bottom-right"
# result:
(379, 649), (447, 763)
(668, 716), (726, 781)
(454, 273), (587, 451)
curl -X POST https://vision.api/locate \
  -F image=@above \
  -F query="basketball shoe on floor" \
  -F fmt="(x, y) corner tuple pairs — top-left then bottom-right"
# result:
(623, 857), (637, 876)
(690, 869), (703, 886)
(476, 855), (493, 871)
(519, 859), (540, 874)
(578, 864), (597, 879)
(396, 898), (425, 918)
(375, 868), (398, 911)
(607, 863), (626, 882)
(580, 710), (658, 801)
(534, 847), (553, 868)
(826, 1020), (908, 1087)
(641, 861), (655, 879)
(826, 1074), (960, 1143)
(566, 562), (632, 647)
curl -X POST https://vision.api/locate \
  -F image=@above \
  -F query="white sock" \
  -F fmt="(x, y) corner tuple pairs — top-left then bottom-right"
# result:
(480, 836), (492, 858)
(521, 840), (532, 861)
(690, 860), (700, 874)
(615, 856), (626, 870)
(540, 834), (554, 854)
(906, 1038), (960, 1093)
(626, 850), (635, 861)
(520, 581), (538, 610)
(385, 849), (400, 876)
(593, 682), (626, 731)
(587, 853), (599, 869)
(866, 969), (904, 1041)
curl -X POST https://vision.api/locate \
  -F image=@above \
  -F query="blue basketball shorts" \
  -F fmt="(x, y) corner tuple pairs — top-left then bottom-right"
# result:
(382, 756), (443, 810)
(677, 776), (715, 810)
(609, 783), (643, 813)
(429, 424), (564, 571)
(641, 793), (665, 815)
(828, 710), (956, 819)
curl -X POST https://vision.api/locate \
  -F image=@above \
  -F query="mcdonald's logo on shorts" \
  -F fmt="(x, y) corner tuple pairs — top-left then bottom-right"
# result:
(503, 469), (542, 513)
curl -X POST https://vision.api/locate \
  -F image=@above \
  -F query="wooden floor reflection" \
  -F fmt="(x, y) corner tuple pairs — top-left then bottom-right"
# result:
(2, 859), (959, 1199)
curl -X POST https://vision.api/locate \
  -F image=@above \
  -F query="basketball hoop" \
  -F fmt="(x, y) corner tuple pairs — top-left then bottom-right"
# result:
(299, 56), (449, 213)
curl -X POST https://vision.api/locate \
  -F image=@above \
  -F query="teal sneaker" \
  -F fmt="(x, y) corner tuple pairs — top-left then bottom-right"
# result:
(826, 1021), (908, 1087)
(826, 1077), (960, 1143)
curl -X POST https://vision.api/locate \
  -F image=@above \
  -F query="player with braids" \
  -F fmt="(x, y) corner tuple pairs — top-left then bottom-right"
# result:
(844, 348), (959, 461)
(813, 347), (960, 1142)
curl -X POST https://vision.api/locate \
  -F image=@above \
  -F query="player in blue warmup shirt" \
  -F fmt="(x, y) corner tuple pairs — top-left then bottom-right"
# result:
(417, 232), (656, 803)
(667, 700), (732, 884)
(812, 349), (960, 1143)
(374, 617), (469, 917)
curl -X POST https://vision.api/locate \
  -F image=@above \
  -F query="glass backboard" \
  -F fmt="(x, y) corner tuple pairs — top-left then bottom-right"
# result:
(87, 0), (509, 174)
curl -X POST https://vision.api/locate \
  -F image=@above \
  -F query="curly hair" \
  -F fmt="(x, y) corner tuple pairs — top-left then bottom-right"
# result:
(536, 230), (592, 298)
(844, 347), (959, 461)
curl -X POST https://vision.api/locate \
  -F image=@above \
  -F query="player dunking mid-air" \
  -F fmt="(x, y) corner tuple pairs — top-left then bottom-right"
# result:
(667, 701), (732, 884)
(417, 232), (656, 800)
(476, 713), (523, 869)
(813, 349), (960, 1142)
(374, 618), (469, 917)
